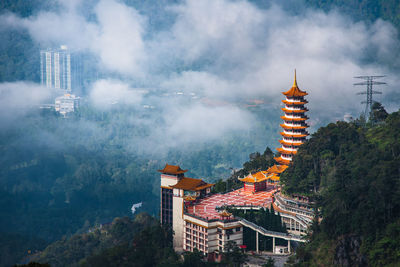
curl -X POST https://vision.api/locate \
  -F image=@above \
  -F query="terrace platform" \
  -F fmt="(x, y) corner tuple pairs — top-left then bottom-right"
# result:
(186, 186), (277, 220)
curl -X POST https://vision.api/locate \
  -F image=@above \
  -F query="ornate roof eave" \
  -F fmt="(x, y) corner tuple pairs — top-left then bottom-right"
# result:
(280, 124), (308, 130)
(282, 108), (309, 113)
(280, 116), (308, 121)
(280, 132), (309, 138)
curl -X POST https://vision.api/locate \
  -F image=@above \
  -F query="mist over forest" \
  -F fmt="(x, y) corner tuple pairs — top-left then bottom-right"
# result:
(0, 0), (400, 266)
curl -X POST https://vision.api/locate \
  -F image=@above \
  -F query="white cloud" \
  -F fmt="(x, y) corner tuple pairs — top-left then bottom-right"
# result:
(92, 0), (146, 76)
(0, 0), (399, 144)
(0, 82), (51, 122)
(89, 79), (144, 109)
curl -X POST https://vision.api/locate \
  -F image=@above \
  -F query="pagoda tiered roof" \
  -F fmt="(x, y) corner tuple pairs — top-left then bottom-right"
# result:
(266, 164), (288, 174)
(277, 147), (298, 154)
(276, 70), (309, 166)
(281, 107), (308, 113)
(280, 116), (308, 121)
(279, 124), (308, 130)
(158, 164), (188, 175)
(283, 72), (308, 97)
(282, 99), (308, 105)
(274, 156), (291, 165)
(280, 132), (309, 138)
(279, 140), (304, 146)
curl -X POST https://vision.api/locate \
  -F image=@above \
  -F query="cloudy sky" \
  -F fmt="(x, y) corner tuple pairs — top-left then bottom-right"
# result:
(0, 0), (399, 148)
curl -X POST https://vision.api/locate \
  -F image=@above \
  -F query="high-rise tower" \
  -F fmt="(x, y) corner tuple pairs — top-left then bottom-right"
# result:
(40, 46), (72, 91)
(275, 70), (309, 165)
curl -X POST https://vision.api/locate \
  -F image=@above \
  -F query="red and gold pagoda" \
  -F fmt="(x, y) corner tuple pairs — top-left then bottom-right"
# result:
(275, 70), (309, 165)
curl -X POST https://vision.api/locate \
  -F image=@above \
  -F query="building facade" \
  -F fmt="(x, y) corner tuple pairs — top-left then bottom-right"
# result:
(40, 45), (72, 91)
(55, 94), (80, 116)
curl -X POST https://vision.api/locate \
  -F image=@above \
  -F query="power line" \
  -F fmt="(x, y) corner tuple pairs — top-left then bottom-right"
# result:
(354, 75), (386, 120)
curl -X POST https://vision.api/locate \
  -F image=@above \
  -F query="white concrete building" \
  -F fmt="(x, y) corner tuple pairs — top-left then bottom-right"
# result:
(55, 94), (80, 116)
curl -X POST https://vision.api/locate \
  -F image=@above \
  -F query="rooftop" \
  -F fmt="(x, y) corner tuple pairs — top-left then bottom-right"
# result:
(283, 70), (308, 97)
(171, 177), (214, 191)
(158, 164), (188, 175)
(186, 186), (277, 220)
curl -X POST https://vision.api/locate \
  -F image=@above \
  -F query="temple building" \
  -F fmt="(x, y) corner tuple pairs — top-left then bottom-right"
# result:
(159, 72), (313, 258)
(275, 70), (309, 165)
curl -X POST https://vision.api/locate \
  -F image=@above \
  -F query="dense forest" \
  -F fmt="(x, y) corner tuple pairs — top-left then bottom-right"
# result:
(0, 104), (279, 266)
(281, 105), (400, 266)
(21, 212), (247, 267)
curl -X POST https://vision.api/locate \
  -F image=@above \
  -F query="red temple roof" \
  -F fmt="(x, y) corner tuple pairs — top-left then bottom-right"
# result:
(158, 164), (188, 175)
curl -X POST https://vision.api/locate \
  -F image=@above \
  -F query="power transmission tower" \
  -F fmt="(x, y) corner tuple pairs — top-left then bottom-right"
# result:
(354, 75), (386, 120)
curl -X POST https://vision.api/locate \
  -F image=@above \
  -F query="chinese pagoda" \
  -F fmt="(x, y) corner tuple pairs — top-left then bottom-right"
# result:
(275, 70), (309, 165)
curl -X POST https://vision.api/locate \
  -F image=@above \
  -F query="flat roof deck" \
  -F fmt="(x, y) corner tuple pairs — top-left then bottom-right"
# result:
(186, 186), (277, 220)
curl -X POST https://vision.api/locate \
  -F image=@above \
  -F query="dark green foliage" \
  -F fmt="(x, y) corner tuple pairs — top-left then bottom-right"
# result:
(369, 102), (388, 124)
(221, 241), (247, 267)
(213, 147), (276, 193)
(14, 263), (50, 267)
(31, 213), (174, 267)
(182, 249), (205, 267)
(367, 219), (400, 266)
(282, 110), (400, 266)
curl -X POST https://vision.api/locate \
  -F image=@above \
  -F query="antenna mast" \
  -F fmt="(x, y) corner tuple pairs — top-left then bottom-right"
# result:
(353, 75), (386, 120)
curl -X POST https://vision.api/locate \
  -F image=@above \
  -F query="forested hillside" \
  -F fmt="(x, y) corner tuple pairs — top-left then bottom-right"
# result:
(0, 104), (279, 266)
(282, 107), (400, 266)
(24, 213), (247, 267)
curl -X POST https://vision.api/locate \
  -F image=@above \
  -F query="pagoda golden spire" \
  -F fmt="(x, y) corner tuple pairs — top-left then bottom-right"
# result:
(293, 69), (298, 88)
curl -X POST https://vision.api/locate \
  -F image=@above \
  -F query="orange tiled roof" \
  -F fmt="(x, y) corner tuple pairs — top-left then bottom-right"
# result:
(283, 86), (308, 97)
(268, 174), (280, 181)
(274, 156), (291, 165)
(282, 70), (308, 97)
(158, 164), (188, 174)
(171, 177), (213, 191)
(280, 123), (308, 130)
(281, 107), (308, 113)
(279, 140), (304, 146)
(277, 147), (298, 155)
(282, 99), (308, 105)
(239, 171), (268, 183)
(266, 164), (288, 174)
(280, 132), (309, 138)
(280, 116), (308, 121)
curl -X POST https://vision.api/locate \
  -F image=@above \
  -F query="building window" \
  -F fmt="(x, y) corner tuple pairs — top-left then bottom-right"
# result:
(236, 227), (241, 232)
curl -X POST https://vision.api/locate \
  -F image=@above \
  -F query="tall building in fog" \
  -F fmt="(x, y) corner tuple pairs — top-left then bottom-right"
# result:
(40, 45), (74, 91)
